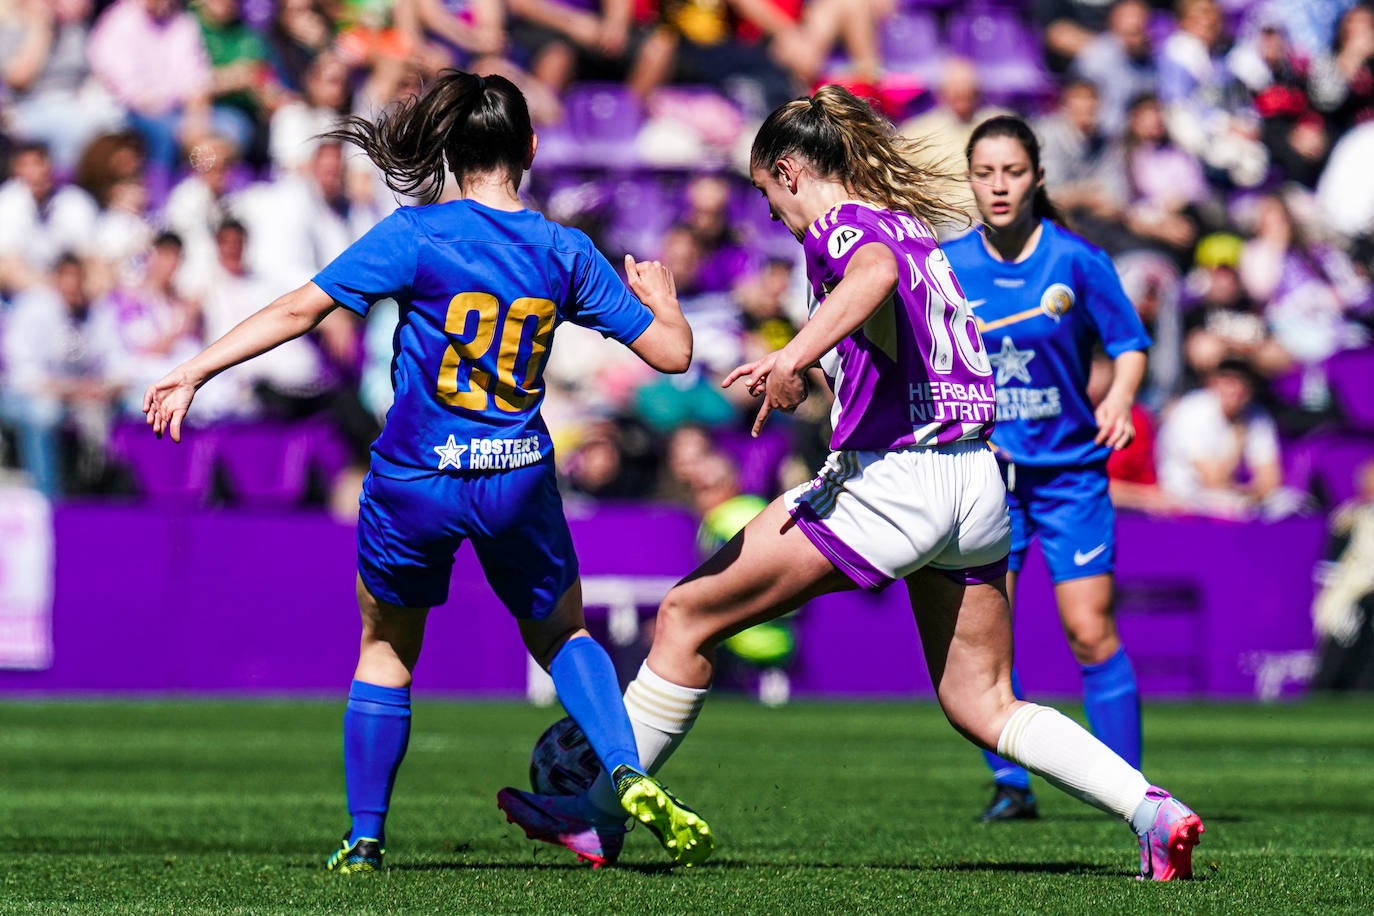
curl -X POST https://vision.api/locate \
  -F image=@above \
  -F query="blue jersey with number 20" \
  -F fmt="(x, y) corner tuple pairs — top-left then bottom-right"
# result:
(944, 219), (1151, 468)
(313, 199), (652, 479)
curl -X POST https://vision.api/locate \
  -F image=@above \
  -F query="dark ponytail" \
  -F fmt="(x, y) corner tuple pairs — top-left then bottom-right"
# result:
(323, 70), (532, 204)
(965, 115), (1065, 226)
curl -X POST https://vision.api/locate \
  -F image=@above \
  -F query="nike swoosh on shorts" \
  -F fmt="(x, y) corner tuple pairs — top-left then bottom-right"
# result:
(1073, 544), (1107, 566)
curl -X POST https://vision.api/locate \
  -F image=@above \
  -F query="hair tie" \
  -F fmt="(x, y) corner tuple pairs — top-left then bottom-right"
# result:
(475, 75), (487, 92)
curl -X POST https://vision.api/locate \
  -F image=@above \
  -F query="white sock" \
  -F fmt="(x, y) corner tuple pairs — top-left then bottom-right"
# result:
(997, 703), (1150, 821)
(587, 662), (709, 818)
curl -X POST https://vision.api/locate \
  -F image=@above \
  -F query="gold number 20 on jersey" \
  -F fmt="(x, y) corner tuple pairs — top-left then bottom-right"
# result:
(437, 292), (556, 413)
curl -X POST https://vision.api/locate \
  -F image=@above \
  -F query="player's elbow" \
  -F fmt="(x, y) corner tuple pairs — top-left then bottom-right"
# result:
(651, 339), (693, 374)
(632, 322), (693, 374)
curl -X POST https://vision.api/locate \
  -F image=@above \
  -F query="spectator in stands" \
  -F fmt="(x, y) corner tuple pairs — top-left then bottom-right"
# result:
(162, 133), (242, 293)
(1071, 0), (1159, 138)
(266, 0), (337, 93)
(629, 0), (798, 113)
(234, 138), (387, 285)
(1316, 116), (1374, 240)
(899, 56), (1005, 174)
(562, 414), (656, 500)
(0, 141), (98, 296)
(68, 131), (156, 291)
(1324, 2), (1374, 138)
(194, 0), (287, 167)
(653, 420), (715, 504)
(1239, 192), (1370, 379)
(0, 253), (127, 497)
(104, 231), (202, 411)
(87, 0), (216, 203)
(506, 0), (645, 98)
(0, 0), (126, 173)
(1228, 12), (1333, 187)
(1156, 358), (1293, 519)
(1034, 79), (1132, 250)
(1033, 0), (1120, 74)
(730, 0), (883, 93)
(678, 173), (750, 294)
(1117, 249), (1185, 408)
(1183, 259), (1290, 385)
(408, 0), (506, 67)
(191, 217), (348, 422)
(408, 0), (565, 123)
(735, 255), (797, 362)
(632, 225), (740, 433)
(269, 50), (353, 175)
(687, 447), (794, 705)
(1157, 0), (1269, 188)
(1119, 92), (1207, 264)
(1265, 0), (1361, 62)
(1311, 455), (1374, 691)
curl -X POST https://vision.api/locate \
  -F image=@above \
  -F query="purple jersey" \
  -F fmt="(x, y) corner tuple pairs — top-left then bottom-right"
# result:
(802, 202), (996, 451)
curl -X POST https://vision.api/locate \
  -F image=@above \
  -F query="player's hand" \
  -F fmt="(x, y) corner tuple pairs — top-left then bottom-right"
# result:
(723, 352), (808, 437)
(624, 254), (677, 308)
(142, 368), (199, 443)
(1094, 393), (1135, 449)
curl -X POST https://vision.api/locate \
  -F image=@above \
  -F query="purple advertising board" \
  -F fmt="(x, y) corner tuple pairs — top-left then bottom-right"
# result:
(0, 502), (1326, 700)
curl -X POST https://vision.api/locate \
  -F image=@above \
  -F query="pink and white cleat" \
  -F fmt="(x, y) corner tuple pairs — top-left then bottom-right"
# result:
(497, 787), (628, 868)
(1137, 787), (1205, 880)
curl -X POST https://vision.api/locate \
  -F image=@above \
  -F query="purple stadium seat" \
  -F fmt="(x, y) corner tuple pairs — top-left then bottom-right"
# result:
(528, 120), (581, 170)
(604, 175), (679, 257)
(205, 421), (313, 508)
(109, 421), (217, 505)
(563, 83), (646, 169)
(1311, 433), (1374, 506)
(946, 8), (1049, 100)
(1326, 346), (1374, 432)
(879, 10), (943, 85)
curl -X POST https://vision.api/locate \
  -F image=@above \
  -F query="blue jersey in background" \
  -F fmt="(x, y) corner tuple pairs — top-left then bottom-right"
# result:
(944, 219), (1151, 467)
(313, 199), (653, 479)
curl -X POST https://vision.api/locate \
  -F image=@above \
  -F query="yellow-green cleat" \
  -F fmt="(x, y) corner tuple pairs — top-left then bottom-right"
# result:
(326, 834), (383, 873)
(613, 765), (714, 867)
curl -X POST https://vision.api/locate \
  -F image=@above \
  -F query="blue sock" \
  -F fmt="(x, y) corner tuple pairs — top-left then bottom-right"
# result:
(548, 636), (639, 777)
(982, 669), (1032, 790)
(343, 680), (411, 844)
(1081, 646), (1142, 769)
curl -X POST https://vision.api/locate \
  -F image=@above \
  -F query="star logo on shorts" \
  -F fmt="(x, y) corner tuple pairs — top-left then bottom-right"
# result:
(989, 336), (1035, 385)
(434, 435), (468, 470)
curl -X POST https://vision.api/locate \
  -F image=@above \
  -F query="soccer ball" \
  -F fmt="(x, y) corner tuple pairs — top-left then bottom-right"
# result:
(529, 716), (603, 796)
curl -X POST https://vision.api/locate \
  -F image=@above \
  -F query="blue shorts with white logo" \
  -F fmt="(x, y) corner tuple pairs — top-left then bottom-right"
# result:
(1002, 460), (1115, 583)
(356, 456), (577, 616)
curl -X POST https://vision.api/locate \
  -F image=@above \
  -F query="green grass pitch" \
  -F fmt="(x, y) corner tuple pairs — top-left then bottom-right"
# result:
(2, 697), (1372, 914)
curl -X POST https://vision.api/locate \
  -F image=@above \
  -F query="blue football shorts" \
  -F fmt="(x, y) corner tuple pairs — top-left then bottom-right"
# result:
(356, 457), (578, 617)
(1002, 460), (1115, 583)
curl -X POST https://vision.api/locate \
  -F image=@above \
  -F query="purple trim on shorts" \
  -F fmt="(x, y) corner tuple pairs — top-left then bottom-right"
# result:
(790, 502), (893, 592)
(934, 556), (1009, 586)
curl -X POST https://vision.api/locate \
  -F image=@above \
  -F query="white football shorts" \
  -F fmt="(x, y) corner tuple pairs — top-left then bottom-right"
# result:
(784, 439), (1011, 591)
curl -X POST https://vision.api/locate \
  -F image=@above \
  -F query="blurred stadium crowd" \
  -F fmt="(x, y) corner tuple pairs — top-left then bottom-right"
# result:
(1, 0), (1373, 529)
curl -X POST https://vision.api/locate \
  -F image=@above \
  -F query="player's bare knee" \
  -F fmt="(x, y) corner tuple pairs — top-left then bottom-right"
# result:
(655, 587), (716, 651)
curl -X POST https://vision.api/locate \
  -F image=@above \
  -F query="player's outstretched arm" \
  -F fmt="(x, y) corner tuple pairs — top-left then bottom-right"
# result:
(142, 282), (339, 442)
(623, 253), (692, 374)
(725, 242), (897, 436)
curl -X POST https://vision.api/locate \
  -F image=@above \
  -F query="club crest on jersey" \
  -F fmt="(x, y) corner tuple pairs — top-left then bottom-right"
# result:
(1039, 283), (1075, 320)
(828, 225), (864, 259)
